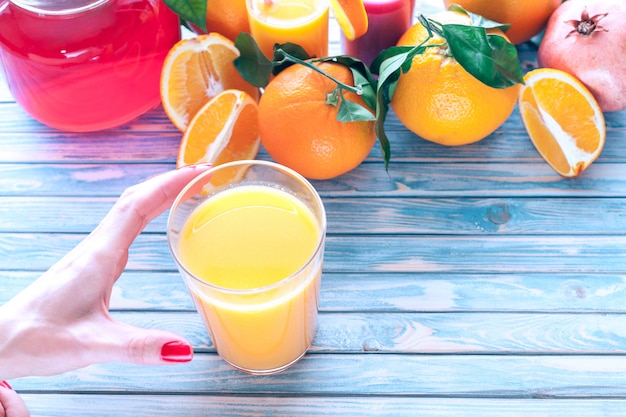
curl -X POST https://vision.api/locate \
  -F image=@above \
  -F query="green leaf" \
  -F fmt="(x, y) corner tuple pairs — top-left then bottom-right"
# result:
(370, 44), (430, 170)
(484, 34), (525, 85)
(321, 55), (378, 112)
(371, 46), (408, 76)
(373, 52), (408, 170)
(337, 96), (376, 122)
(376, 51), (407, 97)
(326, 89), (340, 107)
(162, 0), (206, 32)
(374, 96), (391, 171)
(272, 43), (313, 75)
(442, 23), (524, 88)
(233, 33), (273, 88)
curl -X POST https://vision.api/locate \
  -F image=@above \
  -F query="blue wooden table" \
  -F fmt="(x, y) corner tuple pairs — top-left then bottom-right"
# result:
(2, 3), (626, 416)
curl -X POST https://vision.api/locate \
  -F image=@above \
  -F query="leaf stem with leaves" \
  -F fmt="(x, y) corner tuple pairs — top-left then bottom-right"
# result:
(231, 6), (524, 171)
(370, 7), (524, 169)
(234, 33), (377, 123)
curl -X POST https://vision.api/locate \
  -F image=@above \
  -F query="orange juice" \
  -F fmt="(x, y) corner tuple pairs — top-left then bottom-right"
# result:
(246, 0), (329, 59)
(178, 184), (324, 373)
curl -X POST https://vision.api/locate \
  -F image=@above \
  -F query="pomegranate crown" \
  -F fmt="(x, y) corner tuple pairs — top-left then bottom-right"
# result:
(565, 8), (609, 38)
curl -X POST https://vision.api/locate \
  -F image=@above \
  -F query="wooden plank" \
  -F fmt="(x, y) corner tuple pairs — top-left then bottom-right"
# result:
(2, 271), (625, 313)
(1, 108), (624, 163)
(3, 196), (626, 235)
(19, 395), (626, 417)
(12, 354), (626, 397)
(313, 161), (626, 197)
(2, 162), (626, 197)
(318, 272), (626, 313)
(2, 233), (626, 273)
(0, 164), (170, 197)
(0, 131), (182, 163)
(0, 103), (180, 132)
(58, 310), (626, 354)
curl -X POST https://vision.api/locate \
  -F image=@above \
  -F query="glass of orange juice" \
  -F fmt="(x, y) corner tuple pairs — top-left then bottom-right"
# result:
(245, 0), (329, 59)
(168, 160), (326, 375)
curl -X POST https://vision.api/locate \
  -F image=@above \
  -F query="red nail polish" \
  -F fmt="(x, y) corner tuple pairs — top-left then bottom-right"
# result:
(0, 381), (12, 390)
(160, 341), (193, 363)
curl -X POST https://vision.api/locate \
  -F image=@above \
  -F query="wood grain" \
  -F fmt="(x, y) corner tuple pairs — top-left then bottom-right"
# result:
(2, 162), (626, 197)
(2, 233), (626, 273)
(2, 271), (625, 313)
(12, 354), (626, 397)
(3, 196), (626, 234)
(2, 6), (626, 416)
(21, 395), (626, 417)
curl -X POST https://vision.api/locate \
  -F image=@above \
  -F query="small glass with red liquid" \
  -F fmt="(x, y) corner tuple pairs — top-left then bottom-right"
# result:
(0, 0), (180, 132)
(341, 0), (415, 67)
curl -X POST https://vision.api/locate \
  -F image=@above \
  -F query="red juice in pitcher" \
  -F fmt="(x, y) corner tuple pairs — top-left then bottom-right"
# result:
(0, 0), (180, 131)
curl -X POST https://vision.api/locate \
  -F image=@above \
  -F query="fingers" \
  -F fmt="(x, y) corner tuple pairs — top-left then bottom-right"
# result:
(0, 383), (30, 417)
(126, 332), (194, 365)
(92, 163), (212, 252)
(88, 320), (194, 366)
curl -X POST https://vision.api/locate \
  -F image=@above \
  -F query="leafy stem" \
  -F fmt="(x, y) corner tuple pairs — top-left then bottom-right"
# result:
(234, 33), (377, 122)
(233, 6), (524, 172)
(371, 6), (525, 169)
(274, 50), (364, 96)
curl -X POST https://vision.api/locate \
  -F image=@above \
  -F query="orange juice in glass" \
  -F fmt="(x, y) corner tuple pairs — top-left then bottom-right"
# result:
(168, 160), (326, 374)
(245, 0), (329, 59)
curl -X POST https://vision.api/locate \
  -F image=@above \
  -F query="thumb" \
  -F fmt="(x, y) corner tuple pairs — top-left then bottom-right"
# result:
(98, 321), (194, 366)
(0, 382), (30, 417)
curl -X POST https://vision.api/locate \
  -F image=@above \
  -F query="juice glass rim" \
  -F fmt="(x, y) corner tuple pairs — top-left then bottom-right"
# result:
(246, 0), (329, 27)
(167, 159), (327, 296)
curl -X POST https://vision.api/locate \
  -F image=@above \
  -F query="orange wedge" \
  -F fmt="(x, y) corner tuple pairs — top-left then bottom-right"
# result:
(518, 68), (606, 178)
(177, 89), (260, 174)
(160, 33), (259, 132)
(329, 0), (369, 41)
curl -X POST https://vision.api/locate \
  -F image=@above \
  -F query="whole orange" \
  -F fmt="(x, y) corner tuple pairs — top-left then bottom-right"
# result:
(258, 62), (376, 180)
(390, 11), (521, 146)
(191, 0), (250, 42)
(443, 0), (561, 44)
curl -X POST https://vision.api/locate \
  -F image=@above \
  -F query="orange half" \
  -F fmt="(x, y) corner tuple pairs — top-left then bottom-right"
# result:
(329, 0), (369, 41)
(177, 89), (260, 177)
(518, 68), (606, 177)
(160, 33), (259, 132)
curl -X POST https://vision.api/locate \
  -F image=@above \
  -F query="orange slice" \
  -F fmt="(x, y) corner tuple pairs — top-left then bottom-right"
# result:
(177, 89), (260, 175)
(329, 0), (369, 41)
(518, 68), (606, 178)
(160, 33), (259, 132)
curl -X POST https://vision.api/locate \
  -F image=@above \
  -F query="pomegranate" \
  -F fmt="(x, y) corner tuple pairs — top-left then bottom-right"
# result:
(537, 0), (626, 112)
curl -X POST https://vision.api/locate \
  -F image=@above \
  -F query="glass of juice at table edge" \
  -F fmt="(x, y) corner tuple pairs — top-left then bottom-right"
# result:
(246, 0), (329, 59)
(168, 160), (326, 375)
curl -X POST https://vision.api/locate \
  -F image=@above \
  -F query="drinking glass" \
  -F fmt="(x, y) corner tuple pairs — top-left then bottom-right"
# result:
(245, 0), (329, 59)
(168, 160), (326, 375)
(341, 0), (415, 66)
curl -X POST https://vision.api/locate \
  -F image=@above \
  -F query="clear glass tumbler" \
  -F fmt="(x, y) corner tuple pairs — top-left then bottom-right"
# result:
(168, 160), (327, 375)
(245, 0), (329, 59)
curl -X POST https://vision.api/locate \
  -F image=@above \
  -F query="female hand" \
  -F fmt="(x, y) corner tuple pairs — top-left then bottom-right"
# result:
(0, 164), (212, 380)
(0, 382), (29, 417)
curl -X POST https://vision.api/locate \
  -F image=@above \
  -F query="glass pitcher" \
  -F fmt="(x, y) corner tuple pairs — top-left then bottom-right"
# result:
(0, 0), (181, 132)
